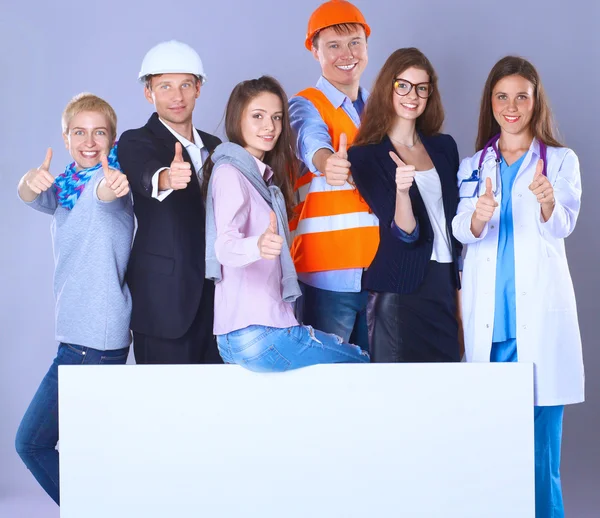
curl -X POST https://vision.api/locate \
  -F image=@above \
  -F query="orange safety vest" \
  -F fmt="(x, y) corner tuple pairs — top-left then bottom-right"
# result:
(290, 87), (379, 273)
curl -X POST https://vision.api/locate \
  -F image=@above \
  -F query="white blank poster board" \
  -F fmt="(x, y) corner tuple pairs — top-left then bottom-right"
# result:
(58, 364), (534, 517)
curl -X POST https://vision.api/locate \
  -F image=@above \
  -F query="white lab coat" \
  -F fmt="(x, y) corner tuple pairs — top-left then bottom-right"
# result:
(452, 138), (584, 406)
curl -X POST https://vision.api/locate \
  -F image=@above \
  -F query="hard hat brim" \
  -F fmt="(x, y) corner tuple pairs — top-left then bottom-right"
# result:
(138, 71), (206, 85)
(304, 22), (371, 51)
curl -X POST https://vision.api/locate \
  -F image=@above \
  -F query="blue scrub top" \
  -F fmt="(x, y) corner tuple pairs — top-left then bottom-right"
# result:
(492, 153), (527, 342)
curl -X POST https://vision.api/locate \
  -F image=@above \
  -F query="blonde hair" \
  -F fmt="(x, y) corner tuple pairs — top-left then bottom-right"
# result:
(62, 93), (117, 142)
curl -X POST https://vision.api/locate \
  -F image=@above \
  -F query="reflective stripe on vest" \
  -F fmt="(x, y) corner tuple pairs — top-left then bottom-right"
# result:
(290, 87), (379, 273)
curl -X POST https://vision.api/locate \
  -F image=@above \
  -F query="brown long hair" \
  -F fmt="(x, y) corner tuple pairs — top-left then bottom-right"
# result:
(202, 76), (298, 218)
(475, 56), (563, 151)
(353, 47), (444, 147)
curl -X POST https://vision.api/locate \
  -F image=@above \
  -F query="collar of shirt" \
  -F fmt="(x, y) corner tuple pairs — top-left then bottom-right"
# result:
(315, 75), (370, 109)
(252, 156), (274, 183)
(483, 136), (542, 166)
(158, 117), (205, 152)
(530, 137), (542, 158)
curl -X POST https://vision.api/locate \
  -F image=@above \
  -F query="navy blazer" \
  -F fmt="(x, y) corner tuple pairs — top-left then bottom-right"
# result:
(348, 133), (462, 294)
(118, 113), (221, 339)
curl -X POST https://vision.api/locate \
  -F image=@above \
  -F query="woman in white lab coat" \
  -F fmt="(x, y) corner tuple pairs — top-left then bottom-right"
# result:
(452, 56), (583, 518)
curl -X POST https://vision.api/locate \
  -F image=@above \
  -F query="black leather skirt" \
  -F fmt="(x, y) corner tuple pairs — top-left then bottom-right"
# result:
(367, 261), (460, 363)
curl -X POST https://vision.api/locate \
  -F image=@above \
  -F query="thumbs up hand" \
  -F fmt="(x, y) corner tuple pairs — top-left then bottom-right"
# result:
(528, 159), (554, 206)
(168, 142), (192, 190)
(24, 148), (55, 194)
(337, 132), (348, 159)
(389, 151), (416, 195)
(101, 155), (130, 198)
(258, 211), (284, 260)
(324, 133), (352, 186)
(473, 176), (499, 223)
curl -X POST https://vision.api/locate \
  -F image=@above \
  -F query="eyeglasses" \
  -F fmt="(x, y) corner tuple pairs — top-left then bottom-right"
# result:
(393, 78), (434, 99)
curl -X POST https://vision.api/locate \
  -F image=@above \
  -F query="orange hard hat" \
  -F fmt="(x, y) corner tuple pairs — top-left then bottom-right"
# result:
(305, 0), (371, 51)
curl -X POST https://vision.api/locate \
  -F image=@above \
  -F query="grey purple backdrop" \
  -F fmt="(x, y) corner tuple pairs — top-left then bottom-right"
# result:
(1, 0), (598, 516)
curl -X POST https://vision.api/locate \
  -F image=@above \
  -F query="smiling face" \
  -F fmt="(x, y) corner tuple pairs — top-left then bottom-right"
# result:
(63, 110), (112, 170)
(491, 74), (535, 137)
(240, 92), (283, 161)
(392, 67), (430, 122)
(144, 73), (200, 127)
(312, 25), (368, 91)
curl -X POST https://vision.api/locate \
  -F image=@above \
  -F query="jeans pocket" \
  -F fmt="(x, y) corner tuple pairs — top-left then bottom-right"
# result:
(226, 326), (278, 353)
(99, 351), (129, 365)
(242, 345), (291, 373)
(58, 343), (87, 365)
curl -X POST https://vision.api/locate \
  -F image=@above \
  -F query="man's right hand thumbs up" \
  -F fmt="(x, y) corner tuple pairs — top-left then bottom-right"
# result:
(324, 133), (352, 186)
(337, 132), (348, 159)
(25, 148), (55, 194)
(167, 142), (192, 190)
(473, 176), (499, 223)
(258, 211), (284, 260)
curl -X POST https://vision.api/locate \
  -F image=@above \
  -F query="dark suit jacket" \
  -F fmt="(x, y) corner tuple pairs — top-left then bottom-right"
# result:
(348, 133), (462, 294)
(118, 113), (221, 339)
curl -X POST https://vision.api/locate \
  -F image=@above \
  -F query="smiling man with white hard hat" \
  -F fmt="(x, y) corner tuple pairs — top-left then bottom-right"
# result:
(117, 40), (222, 365)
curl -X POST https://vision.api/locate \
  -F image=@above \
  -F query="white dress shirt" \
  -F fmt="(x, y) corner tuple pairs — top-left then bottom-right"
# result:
(414, 167), (453, 263)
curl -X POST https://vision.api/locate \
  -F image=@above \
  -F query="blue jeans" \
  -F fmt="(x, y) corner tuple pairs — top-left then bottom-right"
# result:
(15, 343), (129, 505)
(491, 339), (564, 518)
(298, 282), (369, 352)
(216, 325), (369, 372)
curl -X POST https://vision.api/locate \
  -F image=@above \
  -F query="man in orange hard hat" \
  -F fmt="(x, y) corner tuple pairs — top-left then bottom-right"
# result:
(289, 1), (378, 352)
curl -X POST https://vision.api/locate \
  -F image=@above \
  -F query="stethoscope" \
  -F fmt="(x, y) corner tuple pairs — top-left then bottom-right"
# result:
(470, 134), (547, 197)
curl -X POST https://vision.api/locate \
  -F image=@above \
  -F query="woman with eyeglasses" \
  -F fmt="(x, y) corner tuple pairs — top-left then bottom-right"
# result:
(348, 47), (462, 363)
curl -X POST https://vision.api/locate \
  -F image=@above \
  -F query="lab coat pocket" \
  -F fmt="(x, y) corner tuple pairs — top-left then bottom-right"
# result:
(544, 257), (577, 313)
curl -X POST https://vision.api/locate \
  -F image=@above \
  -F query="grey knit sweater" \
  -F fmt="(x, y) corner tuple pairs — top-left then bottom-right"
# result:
(24, 171), (134, 351)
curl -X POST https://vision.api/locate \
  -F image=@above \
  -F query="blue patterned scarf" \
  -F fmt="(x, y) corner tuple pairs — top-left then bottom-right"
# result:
(54, 144), (120, 210)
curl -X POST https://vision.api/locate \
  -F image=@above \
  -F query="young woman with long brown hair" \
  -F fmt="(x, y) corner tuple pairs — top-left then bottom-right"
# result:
(348, 47), (463, 363)
(203, 76), (369, 371)
(452, 56), (584, 518)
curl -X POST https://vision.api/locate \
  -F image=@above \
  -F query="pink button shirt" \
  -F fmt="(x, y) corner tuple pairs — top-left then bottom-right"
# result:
(211, 159), (298, 335)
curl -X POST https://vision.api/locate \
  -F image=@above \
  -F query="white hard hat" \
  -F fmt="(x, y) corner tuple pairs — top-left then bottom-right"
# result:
(138, 40), (206, 84)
